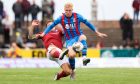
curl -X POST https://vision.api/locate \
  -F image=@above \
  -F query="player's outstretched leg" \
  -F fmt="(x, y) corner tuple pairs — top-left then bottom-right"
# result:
(54, 71), (68, 80)
(70, 69), (76, 80)
(69, 58), (76, 80)
(72, 41), (90, 66)
(80, 40), (90, 66)
(54, 63), (72, 80)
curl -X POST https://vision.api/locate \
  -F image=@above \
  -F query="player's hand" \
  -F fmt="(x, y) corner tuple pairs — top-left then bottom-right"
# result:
(31, 20), (40, 27)
(35, 34), (43, 39)
(98, 33), (107, 38)
(96, 31), (108, 38)
(40, 32), (45, 37)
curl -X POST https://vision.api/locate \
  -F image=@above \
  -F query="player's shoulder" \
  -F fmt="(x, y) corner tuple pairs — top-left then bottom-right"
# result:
(73, 13), (83, 19)
(54, 15), (62, 22)
(58, 13), (66, 19)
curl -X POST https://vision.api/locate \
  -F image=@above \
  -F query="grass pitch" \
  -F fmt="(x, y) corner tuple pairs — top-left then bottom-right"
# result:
(0, 68), (140, 84)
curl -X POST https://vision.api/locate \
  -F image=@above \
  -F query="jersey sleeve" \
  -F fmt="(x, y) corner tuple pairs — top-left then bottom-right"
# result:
(77, 13), (97, 32)
(43, 16), (61, 34)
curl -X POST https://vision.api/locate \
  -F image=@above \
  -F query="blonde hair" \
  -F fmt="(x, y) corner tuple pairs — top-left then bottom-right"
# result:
(64, 2), (73, 9)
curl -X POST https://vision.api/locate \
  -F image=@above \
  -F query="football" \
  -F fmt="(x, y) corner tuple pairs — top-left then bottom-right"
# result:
(72, 42), (84, 52)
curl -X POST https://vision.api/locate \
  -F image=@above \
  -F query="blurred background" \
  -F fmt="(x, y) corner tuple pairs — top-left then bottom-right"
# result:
(0, 0), (140, 68)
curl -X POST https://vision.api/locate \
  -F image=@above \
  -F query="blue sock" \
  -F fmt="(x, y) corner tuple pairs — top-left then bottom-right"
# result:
(69, 58), (75, 70)
(80, 40), (87, 57)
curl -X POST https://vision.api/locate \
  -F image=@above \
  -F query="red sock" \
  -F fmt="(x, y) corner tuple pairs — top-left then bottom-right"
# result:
(57, 71), (69, 79)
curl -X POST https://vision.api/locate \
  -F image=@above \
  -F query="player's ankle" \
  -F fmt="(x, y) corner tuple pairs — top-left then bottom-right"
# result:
(82, 56), (86, 60)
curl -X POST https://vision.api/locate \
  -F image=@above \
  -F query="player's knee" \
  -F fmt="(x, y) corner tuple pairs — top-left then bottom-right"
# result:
(68, 47), (76, 58)
(79, 34), (87, 41)
(68, 52), (76, 59)
(50, 49), (60, 58)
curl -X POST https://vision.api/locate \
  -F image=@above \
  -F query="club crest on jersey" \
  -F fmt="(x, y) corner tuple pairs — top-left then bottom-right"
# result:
(65, 24), (75, 29)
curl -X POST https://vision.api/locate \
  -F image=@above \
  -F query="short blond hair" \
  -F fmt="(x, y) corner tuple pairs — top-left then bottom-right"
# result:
(64, 2), (73, 9)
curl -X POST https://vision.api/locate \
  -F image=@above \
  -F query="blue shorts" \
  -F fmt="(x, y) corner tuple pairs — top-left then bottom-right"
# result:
(66, 36), (79, 48)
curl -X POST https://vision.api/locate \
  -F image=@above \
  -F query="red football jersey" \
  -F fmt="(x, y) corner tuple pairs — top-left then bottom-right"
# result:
(40, 29), (63, 50)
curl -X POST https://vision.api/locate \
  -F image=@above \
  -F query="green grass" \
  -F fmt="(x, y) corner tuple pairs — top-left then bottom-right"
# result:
(0, 68), (140, 84)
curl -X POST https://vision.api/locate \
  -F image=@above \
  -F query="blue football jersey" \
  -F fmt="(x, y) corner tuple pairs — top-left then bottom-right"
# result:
(44, 13), (97, 40)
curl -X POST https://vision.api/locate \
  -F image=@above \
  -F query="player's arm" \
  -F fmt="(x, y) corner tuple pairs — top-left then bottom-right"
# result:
(28, 20), (41, 39)
(78, 14), (107, 38)
(78, 14), (97, 31)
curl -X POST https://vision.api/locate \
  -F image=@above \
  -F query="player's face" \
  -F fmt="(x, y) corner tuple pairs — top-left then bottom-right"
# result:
(64, 6), (73, 17)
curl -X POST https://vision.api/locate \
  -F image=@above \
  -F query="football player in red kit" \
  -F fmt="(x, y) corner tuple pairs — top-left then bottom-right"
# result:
(28, 20), (72, 80)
